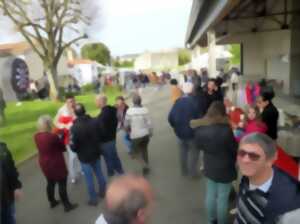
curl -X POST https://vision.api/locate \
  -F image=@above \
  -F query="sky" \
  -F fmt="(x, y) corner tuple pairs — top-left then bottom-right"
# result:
(0, 0), (193, 56)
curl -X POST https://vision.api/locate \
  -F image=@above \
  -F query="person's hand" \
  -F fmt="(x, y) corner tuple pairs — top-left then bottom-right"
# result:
(14, 189), (23, 200)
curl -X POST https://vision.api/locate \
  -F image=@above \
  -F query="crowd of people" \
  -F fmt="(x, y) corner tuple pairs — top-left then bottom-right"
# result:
(168, 69), (300, 223)
(1, 66), (300, 224)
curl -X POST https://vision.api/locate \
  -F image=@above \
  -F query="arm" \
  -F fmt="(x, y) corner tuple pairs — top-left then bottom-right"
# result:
(0, 143), (22, 193)
(69, 127), (78, 153)
(124, 112), (131, 133)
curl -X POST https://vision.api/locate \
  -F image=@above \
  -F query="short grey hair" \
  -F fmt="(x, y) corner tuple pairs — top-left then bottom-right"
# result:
(37, 115), (52, 132)
(105, 190), (147, 223)
(132, 94), (142, 106)
(240, 133), (277, 159)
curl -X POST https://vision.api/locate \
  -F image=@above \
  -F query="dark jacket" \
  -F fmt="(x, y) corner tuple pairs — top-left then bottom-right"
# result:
(34, 132), (68, 180)
(205, 90), (223, 108)
(0, 142), (22, 207)
(96, 105), (118, 143)
(193, 120), (237, 183)
(261, 102), (279, 140)
(168, 95), (200, 140)
(70, 115), (101, 163)
(238, 167), (300, 224)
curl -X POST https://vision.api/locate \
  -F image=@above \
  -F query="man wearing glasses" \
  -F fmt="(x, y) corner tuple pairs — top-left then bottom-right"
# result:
(235, 133), (300, 224)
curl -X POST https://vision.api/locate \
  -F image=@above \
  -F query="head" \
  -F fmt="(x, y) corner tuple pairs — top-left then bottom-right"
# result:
(182, 82), (194, 95)
(116, 96), (125, 107)
(206, 101), (227, 120)
(207, 79), (217, 92)
(170, 79), (178, 86)
(95, 94), (107, 109)
(246, 105), (260, 121)
(132, 94), (142, 107)
(37, 115), (52, 132)
(256, 86), (275, 111)
(238, 133), (277, 181)
(105, 174), (154, 224)
(74, 103), (86, 117)
(65, 94), (76, 111)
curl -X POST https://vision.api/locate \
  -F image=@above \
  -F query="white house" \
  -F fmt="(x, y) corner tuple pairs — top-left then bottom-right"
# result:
(134, 50), (179, 71)
(68, 59), (105, 86)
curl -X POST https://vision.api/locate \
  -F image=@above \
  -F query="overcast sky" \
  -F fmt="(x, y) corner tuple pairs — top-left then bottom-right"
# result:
(0, 0), (193, 56)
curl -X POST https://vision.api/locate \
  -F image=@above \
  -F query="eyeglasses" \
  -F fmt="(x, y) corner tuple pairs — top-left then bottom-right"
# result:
(237, 150), (261, 161)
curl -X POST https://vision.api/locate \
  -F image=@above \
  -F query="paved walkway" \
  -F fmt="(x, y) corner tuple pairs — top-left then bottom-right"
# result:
(16, 86), (207, 224)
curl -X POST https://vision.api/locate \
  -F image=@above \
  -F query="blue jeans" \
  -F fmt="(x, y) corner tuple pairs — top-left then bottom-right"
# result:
(1, 203), (16, 224)
(121, 130), (132, 153)
(178, 138), (200, 176)
(81, 159), (106, 202)
(205, 178), (232, 224)
(101, 140), (124, 176)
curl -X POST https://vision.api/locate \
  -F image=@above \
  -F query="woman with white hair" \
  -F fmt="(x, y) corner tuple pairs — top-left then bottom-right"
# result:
(34, 115), (77, 212)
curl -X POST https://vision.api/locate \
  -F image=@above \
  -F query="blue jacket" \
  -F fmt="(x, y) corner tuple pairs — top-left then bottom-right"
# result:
(168, 95), (200, 140)
(238, 167), (300, 224)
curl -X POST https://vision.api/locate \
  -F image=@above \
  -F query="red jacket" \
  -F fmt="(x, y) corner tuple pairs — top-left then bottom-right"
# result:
(244, 120), (268, 135)
(34, 132), (68, 180)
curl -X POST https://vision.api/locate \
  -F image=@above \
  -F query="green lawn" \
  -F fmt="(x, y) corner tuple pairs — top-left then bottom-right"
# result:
(0, 86), (122, 164)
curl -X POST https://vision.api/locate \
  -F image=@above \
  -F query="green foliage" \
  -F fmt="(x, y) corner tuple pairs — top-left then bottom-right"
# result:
(178, 49), (191, 66)
(112, 58), (134, 68)
(81, 42), (111, 65)
(81, 83), (95, 93)
(229, 44), (241, 65)
(0, 86), (122, 163)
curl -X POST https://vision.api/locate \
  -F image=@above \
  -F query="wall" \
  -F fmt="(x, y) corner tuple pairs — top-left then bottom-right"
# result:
(0, 56), (17, 101)
(219, 30), (291, 94)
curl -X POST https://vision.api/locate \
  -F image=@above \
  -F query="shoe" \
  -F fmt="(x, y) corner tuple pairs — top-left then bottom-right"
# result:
(50, 200), (60, 208)
(230, 208), (238, 215)
(71, 178), (77, 184)
(88, 200), (98, 206)
(64, 203), (78, 212)
(98, 191), (106, 199)
(142, 167), (150, 176)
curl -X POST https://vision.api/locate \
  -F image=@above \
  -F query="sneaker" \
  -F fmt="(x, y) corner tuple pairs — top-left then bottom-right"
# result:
(230, 208), (238, 215)
(142, 167), (150, 176)
(71, 178), (77, 184)
(98, 191), (106, 199)
(64, 203), (78, 212)
(50, 200), (60, 208)
(88, 200), (98, 206)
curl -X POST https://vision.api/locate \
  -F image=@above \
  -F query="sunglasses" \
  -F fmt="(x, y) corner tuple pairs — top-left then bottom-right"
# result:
(237, 150), (261, 161)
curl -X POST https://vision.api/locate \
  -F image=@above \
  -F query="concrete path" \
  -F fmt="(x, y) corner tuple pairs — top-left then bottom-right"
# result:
(16, 86), (207, 224)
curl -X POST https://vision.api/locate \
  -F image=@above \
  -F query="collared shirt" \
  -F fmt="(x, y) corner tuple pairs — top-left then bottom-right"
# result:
(249, 170), (274, 193)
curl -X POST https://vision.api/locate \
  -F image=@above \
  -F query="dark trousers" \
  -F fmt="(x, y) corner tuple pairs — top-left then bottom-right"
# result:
(101, 140), (124, 176)
(1, 203), (15, 224)
(46, 178), (71, 208)
(131, 135), (150, 164)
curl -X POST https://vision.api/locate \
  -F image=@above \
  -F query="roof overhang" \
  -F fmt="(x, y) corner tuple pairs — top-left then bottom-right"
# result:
(185, 0), (240, 48)
(185, 0), (299, 48)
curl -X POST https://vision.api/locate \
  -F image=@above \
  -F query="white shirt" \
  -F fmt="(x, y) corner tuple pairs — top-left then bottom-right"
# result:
(95, 214), (108, 224)
(125, 106), (152, 139)
(249, 171), (274, 193)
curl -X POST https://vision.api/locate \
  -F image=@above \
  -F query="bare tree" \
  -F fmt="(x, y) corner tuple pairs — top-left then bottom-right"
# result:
(0, 0), (98, 100)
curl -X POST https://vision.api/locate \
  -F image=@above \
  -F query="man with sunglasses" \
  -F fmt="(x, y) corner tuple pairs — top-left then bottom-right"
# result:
(235, 133), (300, 224)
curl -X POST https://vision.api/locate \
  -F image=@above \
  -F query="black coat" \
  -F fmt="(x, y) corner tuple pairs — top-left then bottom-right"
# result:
(205, 90), (223, 109)
(0, 142), (22, 207)
(70, 115), (101, 163)
(194, 123), (237, 183)
(261, 102), (279, 140)
(96, 106), (118, 143)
